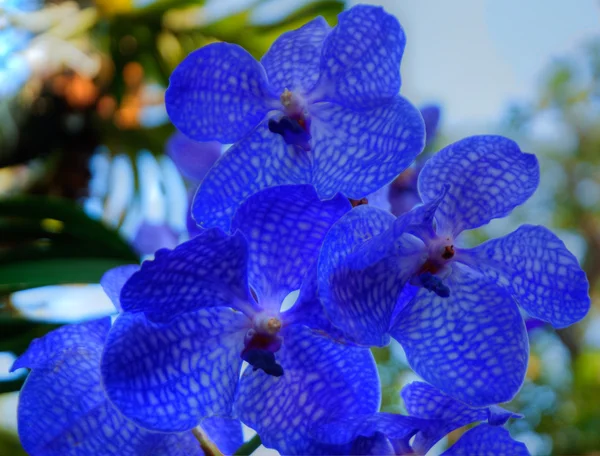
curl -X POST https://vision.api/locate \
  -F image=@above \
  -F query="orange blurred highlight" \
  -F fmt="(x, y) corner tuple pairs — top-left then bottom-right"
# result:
(51, 73), (99, 109)
(65, 75), (98, 109)
(97, 95), (117, 119)
(123, 62), (144, 88)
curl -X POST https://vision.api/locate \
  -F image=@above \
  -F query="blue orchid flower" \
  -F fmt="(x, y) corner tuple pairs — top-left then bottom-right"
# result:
(99, 185), (381, 454)
(303, 380), (528, 455)
(318, 135), (590, 406)
(439, 424), (528, 456)
(300, 380), (527, 455)
(10, 318), (243, 456)
(420, 104), (441, 147)
(401, 381), (526, 454)
(388, 104), (442, 215)
(165, 5), (425, 231)
(166, 131), (222, 184)
(165, 130), (222, 239)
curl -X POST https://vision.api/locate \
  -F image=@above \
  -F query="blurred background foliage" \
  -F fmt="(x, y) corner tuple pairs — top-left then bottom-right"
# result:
(0, 0), (599, 455)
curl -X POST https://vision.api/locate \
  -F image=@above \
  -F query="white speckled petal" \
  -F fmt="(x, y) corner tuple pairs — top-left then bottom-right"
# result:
(12, 318), (110, 372)
(282, 264), (351, 343)
(231, 184), (350, 307)
(318, 205), (426, 346)
(315, 5), (405, 108)
(120, 228), (255, 320)
(101, 308), (249, 432)
(318, 206), (395, 346)
(313, 412), (431, 448)
(391, 270), (528, 407)
(261, 16), (331, 95)
(401, 381), (521, 454)
(166, 43), (276, 143)
(441, 425), (529, 456)
(193, 97), (423, 231)
(193, 121), (312, 231)
(13, 318), (204, 456)
(418, 135), (539, 236)
(461, 224), (590, 328)
(310, 96), (425, 200)
(235, 324), (380, 455)
(402, 381), (488, 424)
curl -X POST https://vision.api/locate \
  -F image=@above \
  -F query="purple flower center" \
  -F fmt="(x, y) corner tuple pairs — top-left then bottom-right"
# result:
(268, 89), (312, 150)
(411, 235), (455, 297)
(241, 314), (284, 377)
(268, 116), (311, 150)
(417, 272), (450, 298)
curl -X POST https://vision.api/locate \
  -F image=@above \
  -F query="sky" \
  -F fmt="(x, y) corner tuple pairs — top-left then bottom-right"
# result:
(217, 0), (599, 132)
(349, 0), (599, 133)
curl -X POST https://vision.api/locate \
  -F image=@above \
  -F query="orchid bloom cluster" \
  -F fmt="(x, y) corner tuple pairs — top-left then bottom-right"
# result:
(13, 5), (590, 456)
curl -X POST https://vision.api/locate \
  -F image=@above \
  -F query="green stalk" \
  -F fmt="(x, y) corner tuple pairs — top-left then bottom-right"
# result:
(233, 434), (262, 456)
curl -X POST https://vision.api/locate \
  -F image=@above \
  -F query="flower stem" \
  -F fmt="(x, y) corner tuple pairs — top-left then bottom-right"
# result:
(192, 427), (224, 456)
(233, 434), (262, 456)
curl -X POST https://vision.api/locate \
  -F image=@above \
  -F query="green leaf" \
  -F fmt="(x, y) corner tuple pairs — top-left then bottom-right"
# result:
(0, 241), (107, 264)
(234, 434), (262, 456)
(0, 196), (138, 263)
(0, 427), (26, 456)
(0, 258), (132, 295)
(0, 377), (26, 394)
(0, 198), (134, 378)
(0, 315), (61, 342)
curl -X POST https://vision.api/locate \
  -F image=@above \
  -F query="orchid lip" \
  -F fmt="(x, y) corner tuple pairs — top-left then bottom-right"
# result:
(268, 115), (312, 150)
(241, 313), (285, 377)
